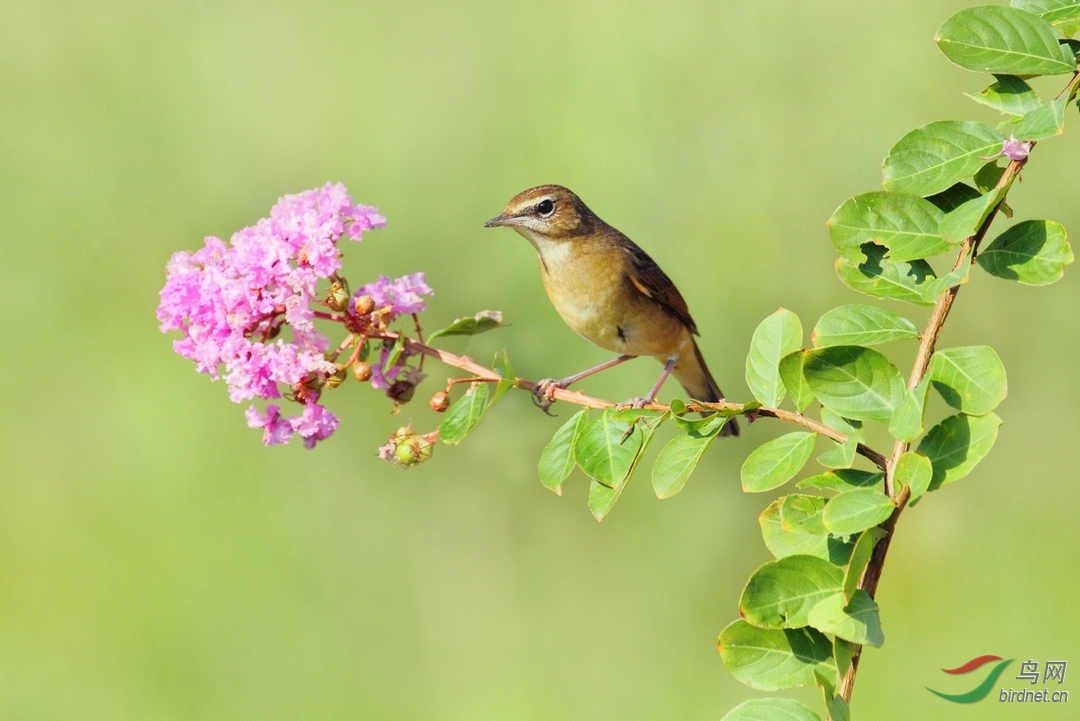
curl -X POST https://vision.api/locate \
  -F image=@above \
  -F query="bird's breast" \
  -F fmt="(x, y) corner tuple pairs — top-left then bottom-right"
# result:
(534, 241), (688, 358)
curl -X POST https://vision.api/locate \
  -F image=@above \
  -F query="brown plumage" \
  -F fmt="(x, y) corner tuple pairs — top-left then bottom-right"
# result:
(484, 184), (737, 436)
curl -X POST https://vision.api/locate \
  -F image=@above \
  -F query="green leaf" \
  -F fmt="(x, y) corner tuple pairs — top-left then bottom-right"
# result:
(834, 638), (856, 680)
(1013, 94), (1070, 139)
(883, 121), (1007, 197)
(652, 417), (726, 499)
(894, 451), (933, 505)
(935, 6), (1076, 75)
(492, 350), (515, 403)
(382, 335), (406, 374)
(1012, 0), (1080, 37)
(537, 409), (588, 495)
(803, 346), (905, 423)
(740, 555), (844, 630)
(439, 383), (491, 445)
(843, 528), (887, 603)
(975, 162), (1008, 193)
(823, 688), (851, 721)
(426, 310), (504, 341)
(779, 351), (815, 412)
(718, 621), (838, 691)
(930, 345), (1008, 415)
(918, 412), (1002, 490)
(586, 417), (660, 521)
(918, 251), (972, 302)
(807, 590), (885, 648)
(822, 489), (895, 536)
(719, 698), (822, 721)
(812, 305), (919, 347)
(889, 377), (932, 442)
(741, 432), (817, 492)
(827, 192), (950, 264)
(574, 409), (646, 490)
(835, 245), (937, 306)
(587, 480), (623, 522)
(760, 501), (855, 564)
(979, 219), (1074, 284)
(817, 436), (858, 470)
(818, 408), (863, 440)
(967, 74), (1044, 115)
(797, 469), (883, 493)
(746, 309), (804, 407)
(926, 183), (983, 213)
(939, 188), (1007, 244)
(780, 495), (829, 536)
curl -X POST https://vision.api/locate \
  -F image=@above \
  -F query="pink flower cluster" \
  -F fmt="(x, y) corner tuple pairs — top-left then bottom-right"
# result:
(157, 183), (385, 448)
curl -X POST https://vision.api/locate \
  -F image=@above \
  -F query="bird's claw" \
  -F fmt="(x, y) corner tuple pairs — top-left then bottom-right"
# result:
(615, 396), (650, 411)
(532, 378), (566, 415)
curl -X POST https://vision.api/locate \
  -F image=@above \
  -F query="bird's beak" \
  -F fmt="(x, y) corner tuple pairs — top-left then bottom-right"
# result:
(483, 213), (519, 228)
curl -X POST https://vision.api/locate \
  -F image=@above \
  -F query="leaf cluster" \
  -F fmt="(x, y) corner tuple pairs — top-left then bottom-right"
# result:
(718, 3), (1078, 718)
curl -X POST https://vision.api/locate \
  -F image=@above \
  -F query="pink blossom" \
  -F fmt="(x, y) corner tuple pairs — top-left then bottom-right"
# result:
(355, 272), (433, 318)
(159, 183), (386, 448)
(289, 403), (339, 449)
(1001, 135), (1032, 162)
(246, 405), (294, 446)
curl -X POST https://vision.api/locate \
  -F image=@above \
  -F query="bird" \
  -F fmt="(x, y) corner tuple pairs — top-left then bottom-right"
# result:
(483, 184), (738, 436)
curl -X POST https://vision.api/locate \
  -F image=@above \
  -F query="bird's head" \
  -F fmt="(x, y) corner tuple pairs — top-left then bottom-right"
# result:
(483, 185), (599, 246)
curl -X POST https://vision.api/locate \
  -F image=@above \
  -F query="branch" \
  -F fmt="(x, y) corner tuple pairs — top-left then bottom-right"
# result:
(377, 333), (889, 472)
(836, 154), (1029, 707)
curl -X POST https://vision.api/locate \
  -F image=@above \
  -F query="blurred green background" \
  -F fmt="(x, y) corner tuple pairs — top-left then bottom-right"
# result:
(2, 1), (1078, 718)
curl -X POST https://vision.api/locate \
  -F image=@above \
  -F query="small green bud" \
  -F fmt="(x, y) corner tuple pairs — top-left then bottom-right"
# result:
(326, 281), (350, 311)
(325, 364), (348, 389)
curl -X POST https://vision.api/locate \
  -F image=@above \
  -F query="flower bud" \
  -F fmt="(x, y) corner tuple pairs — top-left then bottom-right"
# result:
(352, 361), (372, 382)
(429, 391), (450, 412)
(378, 426), (435, 468)
(353, 294), (375, 316)
(325, 364), (348, 389)
(388, 379), (415, 403)
(326, 281), (351, 312)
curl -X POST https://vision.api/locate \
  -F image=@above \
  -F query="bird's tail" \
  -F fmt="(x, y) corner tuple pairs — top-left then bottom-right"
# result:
(672, 341), (739, 437)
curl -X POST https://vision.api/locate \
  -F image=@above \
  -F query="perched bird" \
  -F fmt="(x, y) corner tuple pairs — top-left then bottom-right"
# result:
(484, 184), (738, 436)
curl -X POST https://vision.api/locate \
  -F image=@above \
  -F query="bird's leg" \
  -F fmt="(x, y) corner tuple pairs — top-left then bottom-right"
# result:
(617, 356), (677, 411)
(533, 354), (636, 410)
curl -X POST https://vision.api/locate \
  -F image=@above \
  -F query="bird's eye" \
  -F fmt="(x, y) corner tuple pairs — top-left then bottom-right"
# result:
(536, 199), (555, 217)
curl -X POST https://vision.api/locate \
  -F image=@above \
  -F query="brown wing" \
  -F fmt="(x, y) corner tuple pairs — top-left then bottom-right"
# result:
(619, 236), (699, 335)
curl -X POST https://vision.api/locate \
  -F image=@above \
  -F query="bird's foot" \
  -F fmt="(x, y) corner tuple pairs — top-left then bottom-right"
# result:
(615, 396), (651, 411)
(531, 378), (568, 415)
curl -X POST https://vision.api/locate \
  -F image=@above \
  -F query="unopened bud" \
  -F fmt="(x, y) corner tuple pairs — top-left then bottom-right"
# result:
(378, 426), (435, 468)
(353, 294), (375, 316)
(388, 379), (415, 403)
(352, 361), (372, 382)
(327, 281), (350, 312)
(430, 390), (450, 412)
(325, 364), (348, 389)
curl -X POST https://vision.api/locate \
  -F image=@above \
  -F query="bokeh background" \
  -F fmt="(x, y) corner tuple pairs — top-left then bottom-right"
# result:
(2, 1), (1078, 719)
